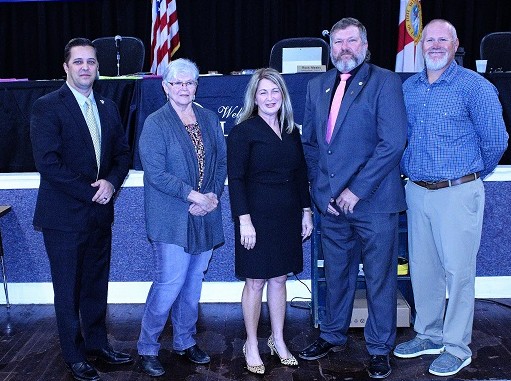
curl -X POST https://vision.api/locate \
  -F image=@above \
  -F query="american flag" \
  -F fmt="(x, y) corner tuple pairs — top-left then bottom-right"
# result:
(151, 0), (180, 75)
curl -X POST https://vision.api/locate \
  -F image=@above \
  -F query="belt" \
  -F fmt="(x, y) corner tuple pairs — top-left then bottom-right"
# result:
(413, 172), (480, 190)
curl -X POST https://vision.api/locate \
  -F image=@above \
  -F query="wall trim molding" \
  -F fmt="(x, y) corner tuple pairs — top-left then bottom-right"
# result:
(1, 277), (510, 305)
(2, 166), (511, 190)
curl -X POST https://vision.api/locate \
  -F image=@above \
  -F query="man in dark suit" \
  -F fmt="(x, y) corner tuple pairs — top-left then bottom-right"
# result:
(299, 18), (407, 378)
(30, 38), (132, 381)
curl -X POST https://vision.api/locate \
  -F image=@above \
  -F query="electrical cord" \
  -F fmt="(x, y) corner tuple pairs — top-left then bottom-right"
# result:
(289, 273), (312, 310)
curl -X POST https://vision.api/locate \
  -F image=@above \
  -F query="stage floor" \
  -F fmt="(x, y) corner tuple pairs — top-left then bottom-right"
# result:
(1, 300), (510, 380)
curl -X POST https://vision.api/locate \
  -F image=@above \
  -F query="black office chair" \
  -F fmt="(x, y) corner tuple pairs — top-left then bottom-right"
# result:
(480, 32), (511, 72)
(92, 36), (145, 76)
(269, 37), (330, 73)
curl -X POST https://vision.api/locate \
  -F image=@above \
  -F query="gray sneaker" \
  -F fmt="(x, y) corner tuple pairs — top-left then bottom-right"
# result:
(429, 352), (471, 377)
(393, 337), (445, 358)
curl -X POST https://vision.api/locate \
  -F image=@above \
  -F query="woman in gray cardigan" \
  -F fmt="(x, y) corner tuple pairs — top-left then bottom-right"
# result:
(137, 59), (227, 377)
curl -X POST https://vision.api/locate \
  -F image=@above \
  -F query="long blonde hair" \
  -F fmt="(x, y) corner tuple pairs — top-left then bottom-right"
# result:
(236, 68), (295, 133)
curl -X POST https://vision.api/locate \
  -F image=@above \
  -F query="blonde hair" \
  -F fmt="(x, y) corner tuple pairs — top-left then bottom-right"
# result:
(236, 68), (295, 133)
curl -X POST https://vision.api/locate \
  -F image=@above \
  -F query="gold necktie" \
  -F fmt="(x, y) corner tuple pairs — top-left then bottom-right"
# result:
(84, 98), (101, 169)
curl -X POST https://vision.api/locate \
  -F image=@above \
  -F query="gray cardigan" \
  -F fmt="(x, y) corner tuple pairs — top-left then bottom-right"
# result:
(139, 102), (227, 253)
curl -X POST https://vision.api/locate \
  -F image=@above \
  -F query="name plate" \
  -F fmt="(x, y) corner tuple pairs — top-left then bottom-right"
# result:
(296, 65), (326, 73)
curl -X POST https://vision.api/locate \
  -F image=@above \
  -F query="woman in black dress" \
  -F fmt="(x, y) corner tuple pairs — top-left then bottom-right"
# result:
(227, 68), (313, 374)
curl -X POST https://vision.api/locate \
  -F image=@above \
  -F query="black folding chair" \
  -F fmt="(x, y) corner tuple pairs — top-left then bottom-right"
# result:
(480, 32), (511, 73)
(92, 36), (145, 76)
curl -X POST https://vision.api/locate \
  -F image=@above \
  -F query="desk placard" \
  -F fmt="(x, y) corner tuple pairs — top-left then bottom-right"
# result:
(296, 65), (326, 73)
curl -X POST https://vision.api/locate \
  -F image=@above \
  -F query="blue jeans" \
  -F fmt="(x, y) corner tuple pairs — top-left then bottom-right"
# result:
(137, 242), (212, 355)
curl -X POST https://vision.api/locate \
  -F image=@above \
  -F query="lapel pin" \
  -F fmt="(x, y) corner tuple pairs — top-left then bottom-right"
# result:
(100, 99), (104, 104)
(358, 82), (363, 86)
(326, 88), (331, 93)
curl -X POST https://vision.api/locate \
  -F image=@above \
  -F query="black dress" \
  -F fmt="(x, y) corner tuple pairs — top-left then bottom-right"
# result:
(227, 115), (311, 279)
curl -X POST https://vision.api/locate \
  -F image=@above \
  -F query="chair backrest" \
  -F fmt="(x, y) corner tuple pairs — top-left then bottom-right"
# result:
(480, 32), (511, 73)
(269, 37), (330, 73)
(92, 36), (145, 76)
(454, 47), (465, 67)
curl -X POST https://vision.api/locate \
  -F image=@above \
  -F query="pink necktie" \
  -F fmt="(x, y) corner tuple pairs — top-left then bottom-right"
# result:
(326, 73), (351, 143)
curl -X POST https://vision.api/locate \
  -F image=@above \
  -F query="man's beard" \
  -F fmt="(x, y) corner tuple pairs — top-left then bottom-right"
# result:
(424, 49), (450, 71)
(331, 48), (366, 73)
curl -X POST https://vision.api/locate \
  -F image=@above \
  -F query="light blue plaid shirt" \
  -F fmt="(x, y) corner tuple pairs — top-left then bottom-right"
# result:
(401, 61), (508, 181)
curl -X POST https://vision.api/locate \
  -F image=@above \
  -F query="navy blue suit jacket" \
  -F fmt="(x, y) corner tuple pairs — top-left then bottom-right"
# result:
(302, 63), (407, 214)
(30, 84), (130, 231)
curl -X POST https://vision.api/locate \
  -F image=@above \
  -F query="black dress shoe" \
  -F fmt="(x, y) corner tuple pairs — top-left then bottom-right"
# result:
(66, 361), (101, 381)
(367, 354), (391, 379)
(87, 346), (133, 365)
(174, 344), (211, 364)
(298, 337), (345, 360)
(139, 355), (165, 377)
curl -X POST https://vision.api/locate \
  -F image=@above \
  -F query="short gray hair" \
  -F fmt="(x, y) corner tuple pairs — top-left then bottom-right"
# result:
(330, 17), (368, 44)
(162, 58), (199, 82)
(422, 19), (458, 41)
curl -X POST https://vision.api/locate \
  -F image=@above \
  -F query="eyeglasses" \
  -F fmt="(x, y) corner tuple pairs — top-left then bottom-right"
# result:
(332, 37), (362, 46)
(423, 37), (454, 45)
(168, 81), (197, 88)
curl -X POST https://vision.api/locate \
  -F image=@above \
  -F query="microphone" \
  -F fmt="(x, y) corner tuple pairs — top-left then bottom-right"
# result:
(114, 35), (122, 47)
(114, 35), (122, 76)
(321, 30), (330, 37)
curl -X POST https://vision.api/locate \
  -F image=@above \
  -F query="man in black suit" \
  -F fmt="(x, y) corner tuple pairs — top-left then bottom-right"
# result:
(30, 38), (132, 381)
(299, 18), (407, 378)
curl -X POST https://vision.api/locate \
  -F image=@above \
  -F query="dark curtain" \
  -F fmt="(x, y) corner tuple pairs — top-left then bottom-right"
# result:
(0, 0), (152, 80)
(1, 0), (511, 80)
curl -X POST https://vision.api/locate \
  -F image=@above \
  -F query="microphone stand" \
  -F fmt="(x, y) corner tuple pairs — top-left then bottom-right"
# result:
(115, 37), (121, 76)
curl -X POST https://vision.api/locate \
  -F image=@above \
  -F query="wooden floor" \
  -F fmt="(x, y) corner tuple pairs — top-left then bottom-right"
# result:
(0, 299), (510, 381)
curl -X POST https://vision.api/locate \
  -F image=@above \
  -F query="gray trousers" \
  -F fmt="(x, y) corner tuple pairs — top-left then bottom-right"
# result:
(405, 179), (484, 359)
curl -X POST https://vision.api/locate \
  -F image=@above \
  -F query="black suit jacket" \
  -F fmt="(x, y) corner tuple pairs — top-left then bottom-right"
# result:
(302, 63), (407, 214)
(30, 84), (130, 231)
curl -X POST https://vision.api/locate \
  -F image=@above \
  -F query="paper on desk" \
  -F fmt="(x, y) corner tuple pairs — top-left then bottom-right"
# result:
(98, 75), (143, 80)
(0, 78), (28, 82)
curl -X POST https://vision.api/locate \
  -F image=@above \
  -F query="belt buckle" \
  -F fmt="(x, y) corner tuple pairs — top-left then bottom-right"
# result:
(424, 181), (437, 189)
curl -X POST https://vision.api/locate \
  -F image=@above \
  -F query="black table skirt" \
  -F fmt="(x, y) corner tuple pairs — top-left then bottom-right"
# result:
(1, 72), (510, 172)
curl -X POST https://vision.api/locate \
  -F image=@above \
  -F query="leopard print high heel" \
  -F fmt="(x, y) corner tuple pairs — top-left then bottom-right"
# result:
(267, 335), (298, 366)
(242, 343), (265, 374)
